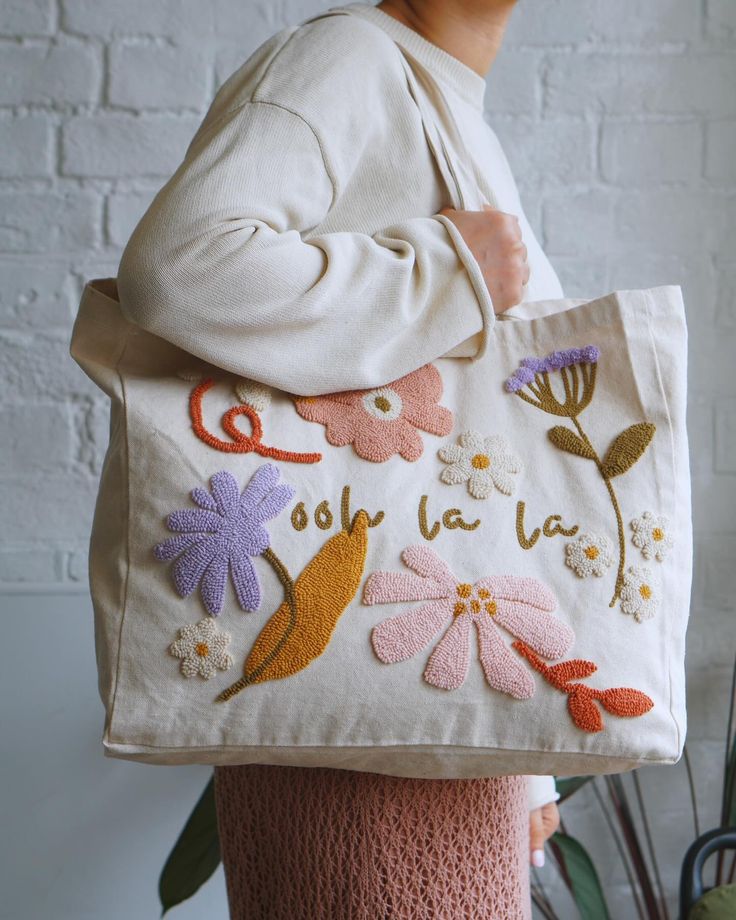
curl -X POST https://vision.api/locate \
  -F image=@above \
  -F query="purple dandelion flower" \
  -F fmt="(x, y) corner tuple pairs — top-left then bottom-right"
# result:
(504, 344), (600, 392)
(154, 463), (295, 615)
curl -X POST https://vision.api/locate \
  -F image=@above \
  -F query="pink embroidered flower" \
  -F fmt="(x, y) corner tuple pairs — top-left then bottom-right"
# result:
(363, 546), (574, 699)
(293, 364), (453, 463)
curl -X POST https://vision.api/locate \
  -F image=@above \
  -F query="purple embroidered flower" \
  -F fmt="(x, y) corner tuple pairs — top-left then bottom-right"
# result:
(154, 463), (295, 615)
(505, 345), (600, 393)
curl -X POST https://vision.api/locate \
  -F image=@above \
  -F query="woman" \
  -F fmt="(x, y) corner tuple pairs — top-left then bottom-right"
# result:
(118, 1), (561, 916)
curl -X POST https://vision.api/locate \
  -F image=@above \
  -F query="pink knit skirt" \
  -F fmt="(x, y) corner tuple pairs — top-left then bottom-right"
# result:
(214, 765), (531, 920)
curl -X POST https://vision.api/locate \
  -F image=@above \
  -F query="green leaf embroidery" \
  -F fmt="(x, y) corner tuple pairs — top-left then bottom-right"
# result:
(549, 831), (611, 920)
(159, 777), (221, 916)
(601, 423), (656, 478)
(548, 426), (596, 460)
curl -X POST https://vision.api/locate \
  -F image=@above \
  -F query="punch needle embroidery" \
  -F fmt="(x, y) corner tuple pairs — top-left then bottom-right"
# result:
(170, 618), (234, 680)
(505, 346), (655, 608)
(234, 377), (272, 412)
(438, 430), (522, 499)
(512, 641), (654, 733)
(620, 566), (659, 623)
(363, 545), (574, 699)
(630, 510), (673, 562)
(189, 375), (321, 464)
(293, 363), (453, 462)
(154, 464), (295, 615)
(565, 532), (615, 578)
(218, 511), (369, 700)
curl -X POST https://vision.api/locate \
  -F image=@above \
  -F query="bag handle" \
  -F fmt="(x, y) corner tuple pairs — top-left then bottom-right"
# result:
(301, 6), (490, 212)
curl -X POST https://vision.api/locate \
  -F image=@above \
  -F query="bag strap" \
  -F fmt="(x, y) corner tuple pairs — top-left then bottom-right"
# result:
(299, 6), (488, 212)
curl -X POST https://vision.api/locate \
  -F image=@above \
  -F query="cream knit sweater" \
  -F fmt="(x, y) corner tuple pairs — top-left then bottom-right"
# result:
(116, 1), (560, 811)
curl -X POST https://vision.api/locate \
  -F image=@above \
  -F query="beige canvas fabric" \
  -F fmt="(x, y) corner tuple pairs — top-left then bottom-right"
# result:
(70, 277), (691, 778)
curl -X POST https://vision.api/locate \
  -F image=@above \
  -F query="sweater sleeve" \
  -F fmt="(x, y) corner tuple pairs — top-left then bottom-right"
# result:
(527, 775), (560, 811)
(116, 100), (494, 396)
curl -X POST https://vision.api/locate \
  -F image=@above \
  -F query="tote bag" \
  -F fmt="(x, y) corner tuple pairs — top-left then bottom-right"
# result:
(69, 9), (691, 779)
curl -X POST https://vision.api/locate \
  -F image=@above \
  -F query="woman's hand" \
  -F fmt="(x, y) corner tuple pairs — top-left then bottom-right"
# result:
(438, 204), (529, 313)
(529, 802), (560, 867)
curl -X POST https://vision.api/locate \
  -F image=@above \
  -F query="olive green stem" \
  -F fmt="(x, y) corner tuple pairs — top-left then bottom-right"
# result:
(216, 547), (297, 702)
(572, 417), (625, 607)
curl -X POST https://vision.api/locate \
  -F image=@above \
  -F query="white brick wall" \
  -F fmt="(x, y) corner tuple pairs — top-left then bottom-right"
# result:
(0, 2), (734, 916)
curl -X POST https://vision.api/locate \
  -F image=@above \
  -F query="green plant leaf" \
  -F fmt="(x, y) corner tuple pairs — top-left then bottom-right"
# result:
(159, 776), (221, 916)
(555, 775), (594, 803)
(548, 426), (596, 460)
(600, 423), (655, 478)
(549, 831), (610, 920)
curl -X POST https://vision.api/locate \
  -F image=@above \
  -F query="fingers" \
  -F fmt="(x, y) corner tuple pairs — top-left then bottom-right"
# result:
(529, 807), (545, 867)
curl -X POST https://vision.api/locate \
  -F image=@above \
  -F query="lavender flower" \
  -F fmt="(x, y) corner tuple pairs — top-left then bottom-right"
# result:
(154, 463), (295, 615)
(504, 345), (600, 419)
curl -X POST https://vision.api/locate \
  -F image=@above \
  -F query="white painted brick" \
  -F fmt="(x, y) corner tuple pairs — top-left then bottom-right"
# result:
(608, 252), (715, 321)
(73, 400), (110, 475)
(106, 190), (158, 248)
(0, 262), (75, 328)
(706, 121), (736, 182)
(706, 0), (736, 40)
(0, 117), (53, 178)
(614, 190), (730, 255)
(66, 548), (88, 582)
(108, 41), (211, 110)
(715, 263), (736, 328)
(544, 53), (736, 118)
(0, 192), (99, 253)
(0, 548), (59, 582)
(686, 393), (714, 478)
(0, 0), (54, 35)
(715, 398), (736, 473)
(61, 114), (201, 178)
(542, 190), (616, 256)
(485, 51), (539, 117)
(602, 120), (701, 184)
(61, 0), (214, 40)
(0, 405), (74, 474)
(1, 330), (95, 401)
(0, 42), (100, 105)
(507, 0), (698, 45)
(0, 476), (97, 541)
(493, 118), (594, 188)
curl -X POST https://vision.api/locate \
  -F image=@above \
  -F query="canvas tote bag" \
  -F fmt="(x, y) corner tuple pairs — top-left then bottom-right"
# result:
(69, 8), (691, 779)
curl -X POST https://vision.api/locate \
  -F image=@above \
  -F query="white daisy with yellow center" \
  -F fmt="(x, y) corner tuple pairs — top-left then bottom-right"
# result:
(361, 386), (403, 421)
(170, 617), (234, 679)
(438, 429), (523, 500)
(630, 510), (673, 562)
(620, 566), (659, 623)
(565, 532), (615, 578)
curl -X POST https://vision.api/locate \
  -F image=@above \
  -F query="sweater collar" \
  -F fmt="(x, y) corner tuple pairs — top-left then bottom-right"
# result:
(336, 2), (487, 111)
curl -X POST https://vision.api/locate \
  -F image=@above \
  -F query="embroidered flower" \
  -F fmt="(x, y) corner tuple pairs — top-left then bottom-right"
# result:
(293, 364), (453, 463)
(630, 511), (673, 562)
(438, 430), (522, 499)
(620, 566), (659, 623)
(234, 377), (272, 412)
(154, 463), (295, 615)
(177, 365), (209, 383)
(504, 346), (601, 414)
(363, 545), (574, 699)
(565, 532), (615, 578)
(170, 617), (234, 679)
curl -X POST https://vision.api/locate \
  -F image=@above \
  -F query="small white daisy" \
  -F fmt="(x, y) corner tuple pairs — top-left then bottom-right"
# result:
(170, 617), (234, 679)
(233, 378), (272, 412)
(620, 566), (659, 623)
(630, 510), (673, 562)
(565, 532), (615, 578)
(438, 430), (522, 500)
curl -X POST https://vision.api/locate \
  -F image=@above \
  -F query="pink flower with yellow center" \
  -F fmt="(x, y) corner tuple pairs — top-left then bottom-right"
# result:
(293, 364), (453, 463)
(363, 545), (575, 698)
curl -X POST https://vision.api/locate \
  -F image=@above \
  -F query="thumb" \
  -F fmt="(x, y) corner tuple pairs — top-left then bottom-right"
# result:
(529, 808), (546, 867)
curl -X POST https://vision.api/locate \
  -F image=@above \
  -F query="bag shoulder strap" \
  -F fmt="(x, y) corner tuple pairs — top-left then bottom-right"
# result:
(298, 5), (481, 211)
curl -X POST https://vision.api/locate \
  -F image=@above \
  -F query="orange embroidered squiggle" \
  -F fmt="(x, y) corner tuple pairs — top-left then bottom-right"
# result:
(512, 640), (653, 733)
(190, 378), (322, 464)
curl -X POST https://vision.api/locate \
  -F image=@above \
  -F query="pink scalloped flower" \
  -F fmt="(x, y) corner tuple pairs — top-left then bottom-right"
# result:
(362, 546), (575, 698)
(293, 364), (453, 463)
